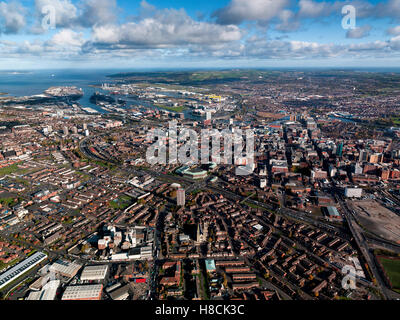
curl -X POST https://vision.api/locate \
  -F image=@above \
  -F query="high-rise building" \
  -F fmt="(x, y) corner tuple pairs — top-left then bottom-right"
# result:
(353, 163), (363, 175)
(336, 142), (344, 157)
(381, 170), (390, 181)
(369, 153), (383, 164)
(177, 188), (185, 207)
(359, 150), (369, 162)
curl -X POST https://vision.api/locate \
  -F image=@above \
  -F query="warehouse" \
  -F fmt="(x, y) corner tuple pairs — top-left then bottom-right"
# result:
(62, 284), (103, 300)
(80, 265), (109, 281)
(26, 280), (60, 300)
(323, 206), (343, 222)
(49, 260), (82, 279)
(345, 187), (363, 198)
(0, 252), (47, 290)
(109, 284), (130, 300)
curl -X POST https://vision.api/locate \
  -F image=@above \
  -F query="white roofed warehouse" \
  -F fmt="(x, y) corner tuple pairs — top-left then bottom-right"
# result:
(80, 265), (109, 282)
(62, 284), (103, 300)
(49, 260), (82, 279)
(0, 252), (47, 290)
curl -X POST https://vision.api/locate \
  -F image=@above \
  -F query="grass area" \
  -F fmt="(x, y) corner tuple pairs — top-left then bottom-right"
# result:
(244, 201), (270, 212)
(155, 104), (187, 113)
(0, 197), (18, 207)
(199, 272), (210, 300)
(62, 216), (75, 225)
(0, 258), (20, 272)
(109, 195), (134, 210)
(75, 171), (91, 181)
(0, 163), (27, 176)
(26, 250), (37, 257)
(391, 117), (400, 126)
(379, 257), (400, 291)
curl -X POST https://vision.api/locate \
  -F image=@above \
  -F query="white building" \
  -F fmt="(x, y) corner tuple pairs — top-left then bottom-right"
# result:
(0, 252), (47, 290)
(62, 284), (103, 300)
(26, 280), (60, 300)
(80, 265), (109, 281)
(345, 187), (363, 198)
(49, 260), (82, 279)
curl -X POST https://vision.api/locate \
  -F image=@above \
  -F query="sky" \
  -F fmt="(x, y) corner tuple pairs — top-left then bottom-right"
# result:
(0, 0), (400, 69)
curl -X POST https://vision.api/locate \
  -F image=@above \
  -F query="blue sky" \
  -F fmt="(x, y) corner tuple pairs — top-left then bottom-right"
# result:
(0, 0), (400, 69)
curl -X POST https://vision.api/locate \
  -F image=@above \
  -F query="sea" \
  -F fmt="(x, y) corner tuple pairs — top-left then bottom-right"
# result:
(0, 69), (113, 112)
(0, 69), (198, 117)
(0, 69), (205, 118)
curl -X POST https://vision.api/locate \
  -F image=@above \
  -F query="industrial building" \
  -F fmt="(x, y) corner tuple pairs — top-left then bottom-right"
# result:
(26, 280), (60, 300)
(80, 265), (109, 281)
(0, 252), (47, 290)
(109, 284), (130, 300)
(61, 284), (103, 300)
(345, 187), (363, 198)
(49, 260), (82, 279)
(323, 206), (343, 222)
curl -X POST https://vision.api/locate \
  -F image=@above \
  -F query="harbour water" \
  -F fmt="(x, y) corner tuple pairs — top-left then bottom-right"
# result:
(0, 70), (111, 113)
(0, 69), (198, 118)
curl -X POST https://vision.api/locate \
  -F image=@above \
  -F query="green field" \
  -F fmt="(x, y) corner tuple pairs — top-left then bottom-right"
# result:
(109, 195), (134, 210)
(0, 197), (18, 207)
(392, 117), (400, 126)
(0, 163), (28, 176)
(0, 258), (19, 272)
(155, 104), (187, 113)
(379, 257), (400, 292)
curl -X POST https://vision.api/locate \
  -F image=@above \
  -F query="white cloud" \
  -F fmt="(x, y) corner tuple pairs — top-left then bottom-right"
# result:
(346, 25), (372, 39)
(50, 29), (85, 47)
(79, 0), (118, 27)
(0, 1), (26, 34)
(276, 10), (300, 32)
(2, 0), (400, 65)
(89, 8), (243, 49)
(213, 0), (289, 25)
(35, 0), (78, 28)
(387, 26), (400, 36)
(298, 0), (336, 18)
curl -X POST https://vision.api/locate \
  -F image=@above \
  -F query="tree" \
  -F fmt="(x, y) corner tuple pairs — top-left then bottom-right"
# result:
(81, 243), (90, 253)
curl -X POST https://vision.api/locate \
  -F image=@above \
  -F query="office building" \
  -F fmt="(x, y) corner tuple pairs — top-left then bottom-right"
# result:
(177, 188), (185, 206)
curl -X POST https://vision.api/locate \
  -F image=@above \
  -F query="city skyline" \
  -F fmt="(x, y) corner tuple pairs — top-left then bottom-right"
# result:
(1, 0), (400, 69)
